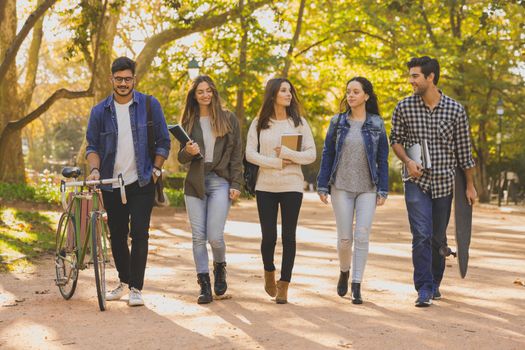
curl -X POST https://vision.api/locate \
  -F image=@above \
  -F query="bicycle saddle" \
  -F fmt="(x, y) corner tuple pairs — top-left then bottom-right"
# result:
(62, 167), (82, 178)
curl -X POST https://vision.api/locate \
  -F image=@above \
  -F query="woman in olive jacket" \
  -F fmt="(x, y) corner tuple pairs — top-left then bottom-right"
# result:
(178, 75), (242, 304)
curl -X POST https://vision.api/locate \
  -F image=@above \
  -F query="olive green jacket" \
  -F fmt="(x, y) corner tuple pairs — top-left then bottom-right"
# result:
(177, 112), (243, 199)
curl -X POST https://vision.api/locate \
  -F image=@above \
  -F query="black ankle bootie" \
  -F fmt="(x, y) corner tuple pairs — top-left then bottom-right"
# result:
(351, 282), (363, 304)
(213, 261), (227, 296)
(337, 271), (349, 297)
(197, 273), (213, 304)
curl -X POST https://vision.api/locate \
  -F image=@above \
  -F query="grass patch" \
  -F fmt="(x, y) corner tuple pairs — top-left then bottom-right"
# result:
(0, 207), (59, 272)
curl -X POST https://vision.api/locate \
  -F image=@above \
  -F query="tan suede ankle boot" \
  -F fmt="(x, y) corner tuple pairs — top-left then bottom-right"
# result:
(276, 280), (289, 304)
(264, 270), (277, 297)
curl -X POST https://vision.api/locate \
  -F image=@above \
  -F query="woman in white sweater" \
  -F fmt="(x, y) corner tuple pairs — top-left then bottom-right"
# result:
(245, 78), (316, 304)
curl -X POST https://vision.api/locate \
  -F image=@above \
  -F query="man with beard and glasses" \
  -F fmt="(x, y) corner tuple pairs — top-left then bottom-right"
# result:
(85, 57), (170, 306)
(390, 56), (477, 307)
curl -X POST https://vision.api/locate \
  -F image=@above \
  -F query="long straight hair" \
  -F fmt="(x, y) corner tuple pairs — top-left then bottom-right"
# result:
(257, 78), (303, 132)
(339, 76), (380, 115)
(180, 75), (231, 137)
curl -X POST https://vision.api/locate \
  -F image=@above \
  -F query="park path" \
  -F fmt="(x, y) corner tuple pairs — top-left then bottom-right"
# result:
(1, 194), (524, 349)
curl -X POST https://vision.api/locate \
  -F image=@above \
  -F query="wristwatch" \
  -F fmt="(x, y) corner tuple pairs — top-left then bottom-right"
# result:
(153, 166), (162, 177)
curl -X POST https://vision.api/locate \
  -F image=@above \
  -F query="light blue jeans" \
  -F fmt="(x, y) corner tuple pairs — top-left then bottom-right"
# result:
(331, 188), (377, 283)
(185, 172), (231, 274)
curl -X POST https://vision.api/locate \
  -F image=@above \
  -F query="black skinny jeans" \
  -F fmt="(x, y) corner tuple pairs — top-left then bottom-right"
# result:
(102, 180), (155, 290)
(256, 191), (303, 282)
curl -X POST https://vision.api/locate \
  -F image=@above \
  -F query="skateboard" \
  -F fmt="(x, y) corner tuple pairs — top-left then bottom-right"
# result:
(454, 167), (473, 278)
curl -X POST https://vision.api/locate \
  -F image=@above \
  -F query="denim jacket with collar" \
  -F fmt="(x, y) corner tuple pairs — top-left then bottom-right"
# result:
(86, 91), (171, 190)
(317, 111), (389, 198)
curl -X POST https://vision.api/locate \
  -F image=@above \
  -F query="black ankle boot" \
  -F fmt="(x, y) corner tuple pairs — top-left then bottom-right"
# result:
(337, 271), (349, 297)
(351, 282), (363, 304)
(197, 273), (213, 304)
(213, 261), (227, 296)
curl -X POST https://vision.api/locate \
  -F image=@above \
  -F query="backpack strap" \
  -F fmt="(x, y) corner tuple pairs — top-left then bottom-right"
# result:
(146, 95), (155, 161)
(146, 95), (166, 203)
(257, 129), (260, 153)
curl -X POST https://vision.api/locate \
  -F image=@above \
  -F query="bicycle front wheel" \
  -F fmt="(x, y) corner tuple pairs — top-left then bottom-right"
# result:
(55, 212), (79, 300)
(91, 212), (106, 311)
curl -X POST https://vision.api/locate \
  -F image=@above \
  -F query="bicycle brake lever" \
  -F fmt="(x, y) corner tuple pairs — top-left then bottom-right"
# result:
(60, 180), (67, 210)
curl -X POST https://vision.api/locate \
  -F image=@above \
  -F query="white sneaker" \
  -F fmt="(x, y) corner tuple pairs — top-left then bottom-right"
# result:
(128, 287), (144, 307)
(105, 282), (126, 301)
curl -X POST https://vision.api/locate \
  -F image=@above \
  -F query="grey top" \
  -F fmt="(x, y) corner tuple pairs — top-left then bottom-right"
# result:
(334, 119), (376, 193)
(199, 116), (216, 163)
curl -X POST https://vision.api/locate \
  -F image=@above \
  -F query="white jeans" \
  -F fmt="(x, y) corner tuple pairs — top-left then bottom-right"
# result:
(331, 188), (377, 283)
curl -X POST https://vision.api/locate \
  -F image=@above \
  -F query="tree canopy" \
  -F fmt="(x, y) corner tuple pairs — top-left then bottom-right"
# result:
(1, 0), (524, 202)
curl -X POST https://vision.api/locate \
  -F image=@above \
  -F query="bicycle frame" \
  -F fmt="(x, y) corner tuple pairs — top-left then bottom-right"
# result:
(59, 176), (125, 267)
(55, 174), (126, 309)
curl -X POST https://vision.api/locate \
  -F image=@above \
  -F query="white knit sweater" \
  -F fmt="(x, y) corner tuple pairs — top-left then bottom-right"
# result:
(245, 117), (316, 193)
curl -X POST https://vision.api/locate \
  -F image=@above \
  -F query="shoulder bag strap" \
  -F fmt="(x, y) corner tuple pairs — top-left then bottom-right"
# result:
(146, 95), (155, 160)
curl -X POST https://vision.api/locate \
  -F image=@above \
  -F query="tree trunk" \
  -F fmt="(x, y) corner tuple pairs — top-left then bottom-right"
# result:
(0, 0), (24, 183)
(21, 0), (45, 108)
(476, 119), (490, 202)
(235, 0), (248, 133)
(76, 5), (120, 167)
(282, 0), (306, 78)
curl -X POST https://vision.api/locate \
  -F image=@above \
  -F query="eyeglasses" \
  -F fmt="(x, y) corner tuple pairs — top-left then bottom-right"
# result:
(112, 76), (134, 83)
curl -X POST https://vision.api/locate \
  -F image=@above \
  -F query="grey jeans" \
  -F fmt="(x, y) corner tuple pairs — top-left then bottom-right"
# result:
(331, 188), (377, 283)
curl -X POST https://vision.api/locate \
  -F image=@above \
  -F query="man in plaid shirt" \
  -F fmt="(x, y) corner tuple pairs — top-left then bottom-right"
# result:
(390, 56), (477, 307)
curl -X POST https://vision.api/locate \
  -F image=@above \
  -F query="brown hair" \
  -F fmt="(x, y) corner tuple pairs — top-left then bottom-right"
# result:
(257, 78), (303, 132)
(180, 75), (231, 137)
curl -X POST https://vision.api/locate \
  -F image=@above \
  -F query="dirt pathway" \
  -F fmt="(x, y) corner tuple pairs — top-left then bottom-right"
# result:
(1, 194), (524, 349)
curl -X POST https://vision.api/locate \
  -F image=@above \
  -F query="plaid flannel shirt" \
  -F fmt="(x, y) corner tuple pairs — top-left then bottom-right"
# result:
(390, 92), (475, 198)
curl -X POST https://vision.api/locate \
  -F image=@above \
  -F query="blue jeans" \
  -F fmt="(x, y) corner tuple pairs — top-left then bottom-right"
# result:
(331, 188), (377, 283)
(185, 172), (231, 274)
(404, 182), (452, 294)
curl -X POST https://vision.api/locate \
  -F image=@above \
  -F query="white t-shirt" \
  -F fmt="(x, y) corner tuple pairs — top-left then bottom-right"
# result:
(113, 100), (138, 188)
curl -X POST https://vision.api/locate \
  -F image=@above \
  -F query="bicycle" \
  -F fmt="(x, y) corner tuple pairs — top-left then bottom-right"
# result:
(54, 166), (127, 311)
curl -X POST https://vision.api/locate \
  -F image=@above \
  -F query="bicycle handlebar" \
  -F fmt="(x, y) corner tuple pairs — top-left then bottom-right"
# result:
(60, 174), (127, 208)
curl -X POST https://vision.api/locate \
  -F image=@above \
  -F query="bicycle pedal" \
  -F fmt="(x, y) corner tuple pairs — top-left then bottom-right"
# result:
(55, 278), (67, 286)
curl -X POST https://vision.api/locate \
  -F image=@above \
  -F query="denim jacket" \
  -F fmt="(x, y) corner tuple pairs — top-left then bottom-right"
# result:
(317, 111), (389, 198)
(86, 91), (171, 190)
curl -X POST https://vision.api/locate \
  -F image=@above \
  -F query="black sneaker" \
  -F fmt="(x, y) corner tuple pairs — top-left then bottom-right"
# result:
(415, 291), (432, 307)
(433, 288), (441, 300)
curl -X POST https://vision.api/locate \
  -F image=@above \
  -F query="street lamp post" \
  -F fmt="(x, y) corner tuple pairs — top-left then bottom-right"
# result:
(187, 58), (200, 80)
(496, 98), (504, 207)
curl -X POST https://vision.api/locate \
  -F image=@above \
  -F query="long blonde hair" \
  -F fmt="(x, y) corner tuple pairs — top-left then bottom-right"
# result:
(180, 75), (231, 137)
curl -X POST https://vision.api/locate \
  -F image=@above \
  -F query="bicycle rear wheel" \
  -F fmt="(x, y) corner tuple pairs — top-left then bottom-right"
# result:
(91, 212), (106, 311)
(55, 212), (79, 300)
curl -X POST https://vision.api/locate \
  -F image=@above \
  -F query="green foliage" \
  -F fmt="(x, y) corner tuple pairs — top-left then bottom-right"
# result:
(0, 208), (57, 271)
(164, 172), (186, 190)
(389, 160), (404, 194)
(165, 188), (185, 208)
(13, 0), (525, 200)
(62, 1), (124, 62)
(33, 181), (61, 205)
(0, 182), (36, 202)
(0, 181), (60, 205)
